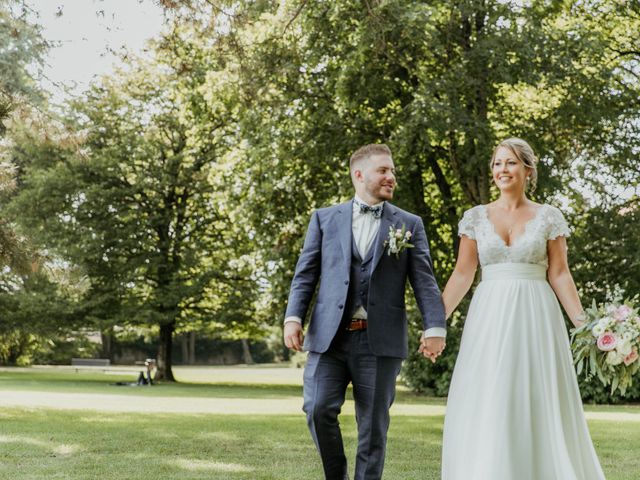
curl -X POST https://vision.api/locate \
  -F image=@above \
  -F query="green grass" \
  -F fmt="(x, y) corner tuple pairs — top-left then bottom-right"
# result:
(0, 409), (638, 479)
(0, 369), (303, 399)
(0, 367), (639, 479)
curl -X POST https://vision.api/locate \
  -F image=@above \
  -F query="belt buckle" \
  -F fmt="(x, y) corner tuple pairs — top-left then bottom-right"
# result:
(347, 319), (367, 331)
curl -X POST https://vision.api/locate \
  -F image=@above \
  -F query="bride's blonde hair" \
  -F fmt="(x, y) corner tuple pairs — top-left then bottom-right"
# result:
(490, 138), (539, 193)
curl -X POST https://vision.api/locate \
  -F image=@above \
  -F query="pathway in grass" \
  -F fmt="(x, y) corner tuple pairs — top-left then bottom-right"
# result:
(2, 389), (640, 423)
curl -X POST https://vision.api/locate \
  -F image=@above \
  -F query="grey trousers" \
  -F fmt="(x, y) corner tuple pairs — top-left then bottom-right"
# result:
(303, 331), (402, 480)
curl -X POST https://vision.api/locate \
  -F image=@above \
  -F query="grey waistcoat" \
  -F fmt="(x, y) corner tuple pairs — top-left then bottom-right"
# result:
(340, 235), (375, 329)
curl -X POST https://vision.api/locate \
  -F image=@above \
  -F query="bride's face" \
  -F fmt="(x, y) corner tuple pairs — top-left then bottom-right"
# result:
(492, 147), (529, 194)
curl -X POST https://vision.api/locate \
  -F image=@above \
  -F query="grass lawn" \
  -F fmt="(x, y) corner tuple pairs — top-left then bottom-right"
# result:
(0, 366), (639, 479)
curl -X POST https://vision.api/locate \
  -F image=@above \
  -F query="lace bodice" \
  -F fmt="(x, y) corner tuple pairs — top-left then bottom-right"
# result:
(458, 204), (570, 267)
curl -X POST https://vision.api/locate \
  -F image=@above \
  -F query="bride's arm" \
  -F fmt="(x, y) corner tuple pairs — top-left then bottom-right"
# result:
(441, 236), (478, 319)
(547, 236), (584, 327)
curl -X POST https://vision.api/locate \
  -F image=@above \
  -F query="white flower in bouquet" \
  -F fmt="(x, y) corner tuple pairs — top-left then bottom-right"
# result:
(622, 331), (635, 342)
(606, 351), (624, 366)
(599, 317), (614, 330)
(617, 339), (633, 356)
(592, 323), (605, 337)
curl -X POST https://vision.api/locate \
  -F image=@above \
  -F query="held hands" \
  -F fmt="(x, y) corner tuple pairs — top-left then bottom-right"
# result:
(284, 322), (304, 352)
(418, 336), (446, 363)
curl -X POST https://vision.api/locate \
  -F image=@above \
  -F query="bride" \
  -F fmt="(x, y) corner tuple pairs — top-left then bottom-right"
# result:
(438, 138), (605, 479)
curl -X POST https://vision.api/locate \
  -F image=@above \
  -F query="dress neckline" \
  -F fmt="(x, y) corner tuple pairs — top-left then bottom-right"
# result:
(481, 204), (545, 248)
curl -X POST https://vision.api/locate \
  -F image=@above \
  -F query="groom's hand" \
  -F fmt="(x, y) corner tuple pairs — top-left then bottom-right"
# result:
(284, 322), (304, 352)
(418, 336), (446, 363)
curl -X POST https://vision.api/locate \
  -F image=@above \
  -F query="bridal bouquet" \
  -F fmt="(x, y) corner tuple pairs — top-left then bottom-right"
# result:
(571, 291), (640, 395)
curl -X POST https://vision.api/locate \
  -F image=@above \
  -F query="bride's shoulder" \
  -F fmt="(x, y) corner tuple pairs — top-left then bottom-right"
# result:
(537, 203), (571, 238)
(537, 203), (565, 217)
(462, 204), (486, 217)
(459, 205), (486, 226)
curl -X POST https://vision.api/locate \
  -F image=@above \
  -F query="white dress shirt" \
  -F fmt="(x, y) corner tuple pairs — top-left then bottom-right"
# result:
(285, 195), (445, 339)
(352, 194), (382, 259)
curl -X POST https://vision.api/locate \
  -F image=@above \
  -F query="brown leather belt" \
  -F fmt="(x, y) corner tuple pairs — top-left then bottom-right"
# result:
(346, 319), (367, 331)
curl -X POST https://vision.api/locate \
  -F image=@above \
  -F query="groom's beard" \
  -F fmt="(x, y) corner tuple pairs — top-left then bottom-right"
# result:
(368, 184), (395, 202)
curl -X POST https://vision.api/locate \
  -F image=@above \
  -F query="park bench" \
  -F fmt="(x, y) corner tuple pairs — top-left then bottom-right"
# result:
(71, 358), (111, 367)
(70, 358), (149, 377)
(71, 358), (112, 373)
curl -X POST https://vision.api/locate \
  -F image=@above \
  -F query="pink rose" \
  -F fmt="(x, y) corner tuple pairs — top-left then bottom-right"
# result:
(614, 305), (633, 322)
(624, 349), (639, 366)
(596, 332), (618, 352)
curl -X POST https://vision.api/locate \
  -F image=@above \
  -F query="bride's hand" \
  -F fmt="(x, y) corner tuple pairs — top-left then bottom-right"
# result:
(572, 311), (587, 329)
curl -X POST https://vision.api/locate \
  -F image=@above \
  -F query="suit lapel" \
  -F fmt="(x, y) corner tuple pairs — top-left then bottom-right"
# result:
(371, 202), (397, 272)
(336, 201), (353, 264)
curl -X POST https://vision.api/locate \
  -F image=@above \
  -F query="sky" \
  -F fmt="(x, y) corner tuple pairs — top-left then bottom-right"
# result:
(28, 0), (167, 102)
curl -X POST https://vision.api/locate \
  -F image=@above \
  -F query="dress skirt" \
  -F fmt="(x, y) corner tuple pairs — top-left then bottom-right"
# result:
(441, 263), (605, 480)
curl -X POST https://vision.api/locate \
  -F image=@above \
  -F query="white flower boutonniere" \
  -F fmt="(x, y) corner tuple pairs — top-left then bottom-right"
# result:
(384, 224), (414, 258)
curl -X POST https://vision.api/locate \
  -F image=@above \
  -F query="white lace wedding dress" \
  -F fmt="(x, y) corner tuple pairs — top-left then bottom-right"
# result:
(441, 204), (605, 480)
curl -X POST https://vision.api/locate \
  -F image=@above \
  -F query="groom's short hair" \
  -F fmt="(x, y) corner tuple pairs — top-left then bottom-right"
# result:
(349, 144), (392, 172)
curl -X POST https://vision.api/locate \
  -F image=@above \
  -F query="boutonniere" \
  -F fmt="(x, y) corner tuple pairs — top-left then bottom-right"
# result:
(384, 224), (414, 258)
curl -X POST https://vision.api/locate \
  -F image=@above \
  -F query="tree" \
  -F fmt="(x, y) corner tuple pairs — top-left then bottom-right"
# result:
(0, 0), (48, 271)
(186, 0), (636, 307)
(0, 1), (47, 127)
(9, 27), (254, 379)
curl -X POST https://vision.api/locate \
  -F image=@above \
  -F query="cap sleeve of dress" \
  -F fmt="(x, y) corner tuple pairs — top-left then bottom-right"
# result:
(546, 205), (571, 240)
(458, 208), (477, 240)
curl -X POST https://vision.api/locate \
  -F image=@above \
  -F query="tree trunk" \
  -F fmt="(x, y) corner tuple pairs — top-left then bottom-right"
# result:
(189, 331), (196, 364)
(241, 338), (254, 364)
(156, 321), (176, 381)
(180, 334), (188, 364)
(100, 330), (112, 360)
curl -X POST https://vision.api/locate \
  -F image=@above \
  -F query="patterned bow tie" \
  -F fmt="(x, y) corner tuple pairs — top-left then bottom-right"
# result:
(358, 202), (383, 219)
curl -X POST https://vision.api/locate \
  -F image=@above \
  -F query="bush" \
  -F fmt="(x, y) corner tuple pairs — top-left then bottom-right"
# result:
(577, 374), (640, 404)
(31, 335), (102, 365)
(0, 331), (101, 366)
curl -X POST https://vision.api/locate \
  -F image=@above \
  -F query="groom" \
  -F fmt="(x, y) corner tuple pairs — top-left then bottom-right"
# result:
(283, 144), (446, 480)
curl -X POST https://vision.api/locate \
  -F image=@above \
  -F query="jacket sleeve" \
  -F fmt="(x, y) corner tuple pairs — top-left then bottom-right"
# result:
(407, 217), (446, 331)
(284, 211), (322, 324)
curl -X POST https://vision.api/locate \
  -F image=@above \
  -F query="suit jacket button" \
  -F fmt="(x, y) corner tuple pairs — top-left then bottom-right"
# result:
(370, 301), (376, 306)
(338, 304), (344, 309)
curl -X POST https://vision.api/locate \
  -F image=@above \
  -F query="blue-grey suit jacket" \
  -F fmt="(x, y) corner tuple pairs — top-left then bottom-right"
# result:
(285, 200), (446, 359)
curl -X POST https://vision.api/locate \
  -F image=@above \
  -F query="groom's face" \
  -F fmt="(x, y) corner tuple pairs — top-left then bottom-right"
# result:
(356, 154), (396, 202)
